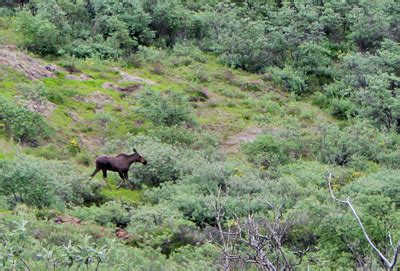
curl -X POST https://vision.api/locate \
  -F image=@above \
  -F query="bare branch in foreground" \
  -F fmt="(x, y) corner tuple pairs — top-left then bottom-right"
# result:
(327, 171), (400, 271)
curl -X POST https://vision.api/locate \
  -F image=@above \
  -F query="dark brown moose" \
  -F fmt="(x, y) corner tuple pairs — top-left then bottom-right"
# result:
(90, 148), (147, 189)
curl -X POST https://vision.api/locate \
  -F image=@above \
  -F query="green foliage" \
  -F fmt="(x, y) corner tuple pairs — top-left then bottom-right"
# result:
(0, 157), (56, 208)
(136, 89), (196, 127)
(0, 98), (51, 145)
(318, 122), (385, 168)
(2, 1), (400, 269)
(0, 156), (103, 209)
(242, 134), (300, 169)
(70, 201), (130, 227)
(171, 41), (206, 63)
(147, 126), (218, 152)
(14, 10), (61, 55)
(127, 136), (182, 186)
(330, 98), (358, 120)
(269, 65), (306, 94)
(127, 205), (201, 255)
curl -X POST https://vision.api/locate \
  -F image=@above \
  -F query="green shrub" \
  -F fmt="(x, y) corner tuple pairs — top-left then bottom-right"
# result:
(0, 98), (51, 145)
(70, 201), (130, 227)
(133, 45), (166, 65)
(15, 10), (61, 55)
(242, 134), (300, 169)
(0, 158), (56, 208)
(172, 42), (206, 63)
(318, 122), (385, 168)
(26, 144), (65, 160)
(127, 205), (200, 255)
(136, 89), (196, 127)
(127, 136), (182, 186)
(147, 126), (217, 150)
(269, 66), (307, 94)
(330, 98), (358, 120)
(0, 156), (103, 209)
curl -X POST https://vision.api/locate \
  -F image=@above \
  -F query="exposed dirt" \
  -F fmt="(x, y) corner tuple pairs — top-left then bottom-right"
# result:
(65, 73), (92, 81)
(54, 215), (81, 225)
(74, 91), (113, 109)
(66, 111), (84, 123)
(0, 45), (58, 80)
(222, 127), (263, 153)
(102, 82), (143, 93)
(23, 99), (57, 117)
(79, 134), (104, 152)
(115, 228), (131, 241)
(116, 69), (157, 85)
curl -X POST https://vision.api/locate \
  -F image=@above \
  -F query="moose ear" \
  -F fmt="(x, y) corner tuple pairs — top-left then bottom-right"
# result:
(133, 148), (138, 153)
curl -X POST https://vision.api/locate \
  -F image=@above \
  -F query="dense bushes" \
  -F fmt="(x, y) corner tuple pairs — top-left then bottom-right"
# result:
(242, 134), (299, 169)
(1, 1), (400, 269)
(9, 1), (400, 132)
(15, 10), (61, 55)
(127, 136), (182, 186)
(0, 156), (103, 209)
(0, 97), (51, 145)
(71, 201), (130, 227)
(136, 89), (196, 127)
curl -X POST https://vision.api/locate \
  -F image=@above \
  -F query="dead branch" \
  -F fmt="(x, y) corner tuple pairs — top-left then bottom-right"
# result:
(210, 190), (294, 271)
(327, 171), (400, 271)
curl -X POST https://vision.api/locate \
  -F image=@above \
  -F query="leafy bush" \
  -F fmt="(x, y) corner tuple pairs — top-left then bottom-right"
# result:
(330, 98), (358, 120)
(127, 136), (182, 186)
(0, 157), (56, 208)
(172, 42), (206, 63)
(147, 126), (218, 152)
(127, 205), (201, 255)
(136, 89), (196, 127)
(0, 98), (51, 145)
(70, 201), (130, 227)
(242, 134), (300, 169)
(269, 66), (307, 94)
(132, 45), (167, 66)
(0, 156), (103, 209)
(15, 10), (61, 55)
(318, 122), (385, 167)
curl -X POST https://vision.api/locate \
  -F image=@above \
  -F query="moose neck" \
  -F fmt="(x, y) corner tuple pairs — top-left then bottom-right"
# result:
(127, 153), (138, 165)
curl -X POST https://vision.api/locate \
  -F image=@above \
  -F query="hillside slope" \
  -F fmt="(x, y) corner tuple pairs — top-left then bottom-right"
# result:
(1, 15), (399, 271)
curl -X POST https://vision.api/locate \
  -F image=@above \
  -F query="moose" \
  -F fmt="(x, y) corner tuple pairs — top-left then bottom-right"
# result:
(90, 148), (147, 189)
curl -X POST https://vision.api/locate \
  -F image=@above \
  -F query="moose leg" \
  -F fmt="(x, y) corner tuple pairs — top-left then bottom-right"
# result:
(124, 171), (129, 182)
(102, 169), (107, 179)
(102, 169), (113, 189)
(90, 168), (100, 178)
(124, 171), (137, 189)
(116, 172), (125, 189)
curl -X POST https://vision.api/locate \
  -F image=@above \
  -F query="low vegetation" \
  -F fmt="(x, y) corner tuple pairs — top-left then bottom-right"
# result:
(0, 0), (399, 270)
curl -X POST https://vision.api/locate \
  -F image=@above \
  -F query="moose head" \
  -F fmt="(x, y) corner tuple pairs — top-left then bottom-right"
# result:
(132, 148), (147, 165)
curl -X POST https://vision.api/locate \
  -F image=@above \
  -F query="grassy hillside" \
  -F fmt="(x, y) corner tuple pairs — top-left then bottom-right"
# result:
(0, 6), (399, 270)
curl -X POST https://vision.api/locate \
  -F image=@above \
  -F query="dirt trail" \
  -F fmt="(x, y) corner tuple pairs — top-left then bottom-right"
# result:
(222, 127), (262, 153)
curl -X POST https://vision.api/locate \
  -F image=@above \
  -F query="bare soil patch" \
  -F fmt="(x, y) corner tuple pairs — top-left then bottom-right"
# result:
(0, 45), (58, 80)
(74, 91), (113, 109)
(54, 215), (81, 225)
(222, 127), (263, 153)
(112, 68), (156, 85)
(24, 99), (57, 117)
(65, 73), (92, 81)
(102, 82), (143, 93)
